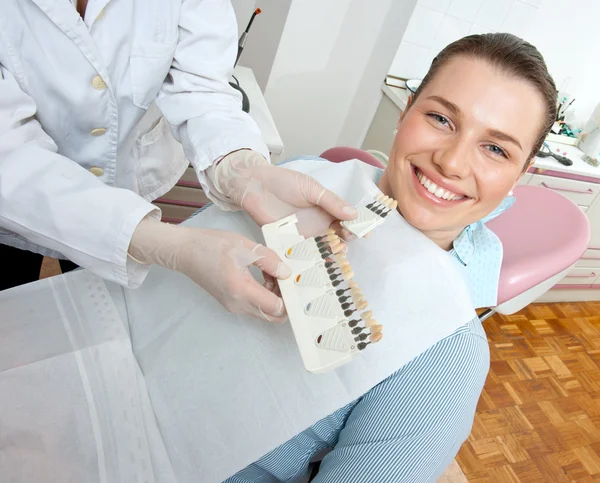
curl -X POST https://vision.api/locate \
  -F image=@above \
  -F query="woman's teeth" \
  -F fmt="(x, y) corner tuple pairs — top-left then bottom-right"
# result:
(416, 169), (465, 201)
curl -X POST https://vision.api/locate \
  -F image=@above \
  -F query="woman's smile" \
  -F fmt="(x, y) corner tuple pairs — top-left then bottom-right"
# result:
(411, 164), (469, 206)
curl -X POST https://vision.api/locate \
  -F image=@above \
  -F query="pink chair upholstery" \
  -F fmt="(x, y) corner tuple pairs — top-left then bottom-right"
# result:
(320, 147), (386, 169)
(320, 148), (591, 315)
(486, 185), (590, 310)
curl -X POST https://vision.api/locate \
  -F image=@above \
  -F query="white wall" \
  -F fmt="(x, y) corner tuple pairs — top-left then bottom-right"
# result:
(389, 0), (541, 80)
(264, 0), (418, 158)
(525, 0), (600, 126)
(388, 0), (600, 128)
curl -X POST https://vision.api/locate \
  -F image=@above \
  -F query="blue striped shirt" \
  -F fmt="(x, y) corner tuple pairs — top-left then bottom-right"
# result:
(227, 309), (488, 482)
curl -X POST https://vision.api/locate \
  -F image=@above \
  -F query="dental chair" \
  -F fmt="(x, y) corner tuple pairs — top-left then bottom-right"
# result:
(483, 184), (590, 320)
(320, 147), (591, 321)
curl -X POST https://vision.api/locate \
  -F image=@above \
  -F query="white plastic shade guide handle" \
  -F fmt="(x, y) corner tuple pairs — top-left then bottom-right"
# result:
(262, 210), (390, 373)
(340, 193), (398, 238)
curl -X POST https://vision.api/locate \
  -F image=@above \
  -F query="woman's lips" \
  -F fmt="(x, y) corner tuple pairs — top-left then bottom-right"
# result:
(411, 165), (470, 206)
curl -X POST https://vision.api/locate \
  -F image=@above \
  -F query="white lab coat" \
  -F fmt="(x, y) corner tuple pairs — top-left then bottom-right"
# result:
(0, 0), (269, 288)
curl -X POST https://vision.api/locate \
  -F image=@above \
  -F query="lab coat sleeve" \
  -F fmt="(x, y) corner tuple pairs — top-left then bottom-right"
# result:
(156, 0), (270, 195)
(0, 65), (160, 288)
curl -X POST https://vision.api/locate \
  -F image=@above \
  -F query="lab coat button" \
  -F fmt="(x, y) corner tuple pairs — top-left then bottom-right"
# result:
(90, 128), (107, 136)
(92, 75), (107, 90)
(89, 167), (104, 177)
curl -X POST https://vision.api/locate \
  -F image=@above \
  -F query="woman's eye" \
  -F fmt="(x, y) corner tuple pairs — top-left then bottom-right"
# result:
(485, 144), (508, 158)
(427, 113), (450, 127)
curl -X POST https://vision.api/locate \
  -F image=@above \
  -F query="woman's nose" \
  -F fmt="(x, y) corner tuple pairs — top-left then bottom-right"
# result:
(432, 138), (472, 180)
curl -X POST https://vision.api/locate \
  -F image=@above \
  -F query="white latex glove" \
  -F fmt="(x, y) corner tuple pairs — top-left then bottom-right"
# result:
(212, 150), (358, 238)
(129, 217), (291, 323)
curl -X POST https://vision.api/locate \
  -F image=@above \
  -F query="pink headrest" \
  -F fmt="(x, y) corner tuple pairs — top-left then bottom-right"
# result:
(486, 185), (590, 305)
(320, 147), (386, 169)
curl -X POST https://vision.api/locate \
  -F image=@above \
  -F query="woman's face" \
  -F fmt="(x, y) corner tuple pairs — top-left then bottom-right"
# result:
(380, 56), (546, 248)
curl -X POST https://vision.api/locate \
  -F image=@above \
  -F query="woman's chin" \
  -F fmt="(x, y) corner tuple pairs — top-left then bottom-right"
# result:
(397, 200), (460, 234)
(398, 203), (436, 231)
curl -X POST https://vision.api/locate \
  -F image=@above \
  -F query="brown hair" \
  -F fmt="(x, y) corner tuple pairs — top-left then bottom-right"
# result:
(412, 33), (557, 163)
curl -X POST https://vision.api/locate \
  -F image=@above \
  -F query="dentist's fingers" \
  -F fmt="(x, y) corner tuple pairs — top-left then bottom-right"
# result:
(296, 172), (358, 221)
(242, 279), (288, 323)
(263, 273), (282, 298)
(243, 242), (292, 281)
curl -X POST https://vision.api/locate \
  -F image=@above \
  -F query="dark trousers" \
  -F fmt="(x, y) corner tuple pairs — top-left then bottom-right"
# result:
(0, 244), (78, 291)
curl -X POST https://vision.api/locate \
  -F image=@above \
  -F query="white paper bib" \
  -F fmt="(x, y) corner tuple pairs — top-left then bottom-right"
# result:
(122, 160), (477, 482)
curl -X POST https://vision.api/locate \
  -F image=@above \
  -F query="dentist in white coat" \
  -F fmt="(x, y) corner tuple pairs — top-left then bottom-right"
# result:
(0, 0), (356, 321)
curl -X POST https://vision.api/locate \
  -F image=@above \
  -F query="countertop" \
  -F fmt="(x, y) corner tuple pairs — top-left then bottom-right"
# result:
(380, 83), (600, 180)
(532, 143), (600, 179)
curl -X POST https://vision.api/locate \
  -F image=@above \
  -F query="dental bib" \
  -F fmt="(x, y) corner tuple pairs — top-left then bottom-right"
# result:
(0, 160), (476, 483)
(123, 159), (476, 481)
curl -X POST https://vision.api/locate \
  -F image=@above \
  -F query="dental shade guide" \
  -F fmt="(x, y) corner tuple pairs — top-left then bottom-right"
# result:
(341, 193), (398, 239)
(262, 211), (391, 373)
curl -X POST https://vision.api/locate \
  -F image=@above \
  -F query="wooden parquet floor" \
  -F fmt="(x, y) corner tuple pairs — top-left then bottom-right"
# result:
(457, 302), (600, 482)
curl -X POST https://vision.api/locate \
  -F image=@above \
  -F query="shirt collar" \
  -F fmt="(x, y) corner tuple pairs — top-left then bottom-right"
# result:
(452, 196), (515, 266)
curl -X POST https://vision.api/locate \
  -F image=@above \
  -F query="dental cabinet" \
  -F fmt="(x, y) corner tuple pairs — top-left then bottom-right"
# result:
(154, 66), (284, 223)
(366, 84), (600, 303)
(522, 144), (600, 303)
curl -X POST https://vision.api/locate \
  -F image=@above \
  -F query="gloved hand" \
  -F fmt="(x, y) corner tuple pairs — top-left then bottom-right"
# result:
(129, 216), (291, 323)
(211, 150), (358, 238)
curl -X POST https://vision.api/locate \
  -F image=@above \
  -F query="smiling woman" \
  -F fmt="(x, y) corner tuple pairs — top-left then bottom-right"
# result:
(379, 33), (557, 250)
(228, 33), (558, 483)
